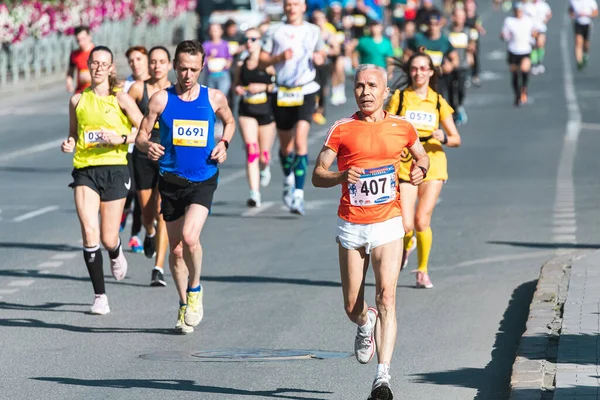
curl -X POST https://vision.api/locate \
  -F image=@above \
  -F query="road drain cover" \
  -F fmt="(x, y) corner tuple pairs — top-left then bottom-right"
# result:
(141, 349), (352, 362)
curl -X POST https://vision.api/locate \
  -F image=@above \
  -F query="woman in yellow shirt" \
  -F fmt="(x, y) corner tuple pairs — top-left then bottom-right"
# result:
(386, 52), (461, 289)
(61, 46), (143, 314)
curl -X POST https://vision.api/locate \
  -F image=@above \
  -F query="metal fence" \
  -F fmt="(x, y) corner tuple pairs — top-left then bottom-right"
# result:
(0, 12), (197, 88)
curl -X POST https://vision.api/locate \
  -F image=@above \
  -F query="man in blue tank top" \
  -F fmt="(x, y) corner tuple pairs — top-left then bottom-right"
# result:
(136, 40), (235, 334)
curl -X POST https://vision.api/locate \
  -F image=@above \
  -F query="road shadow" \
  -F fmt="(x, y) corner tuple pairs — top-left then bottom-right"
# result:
(0, 166), (71, 174)
(209, 212), (299, 220)
(488, 240), (600, 250)
(0, 242), (81, 252)
(202, 274), (341, 288)
(0, 269), (149, 288)
(410, 280), (537, 400)
(31, 378), (332, 399)
(0, 318), (176, 335)
(0, 301), (87, 314)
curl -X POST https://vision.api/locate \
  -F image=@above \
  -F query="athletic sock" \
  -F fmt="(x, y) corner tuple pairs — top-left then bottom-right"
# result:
(279, 151), (294, 177)
(292, 154), (308, 190)
(416, 227), (432, 274)
(187, 284), (201, 293)
(83, 245), (105, 295)
(522, 71), (529, 89)
(107, 238), (121, 259)
(403, 230), (414, 250)
(538, 48), (545, 64)
(511, 71), (519, 97)
(530, 48), (539, 65)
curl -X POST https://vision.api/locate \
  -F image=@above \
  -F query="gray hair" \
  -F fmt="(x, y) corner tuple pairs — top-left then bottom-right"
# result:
(354, 64), (388, 86)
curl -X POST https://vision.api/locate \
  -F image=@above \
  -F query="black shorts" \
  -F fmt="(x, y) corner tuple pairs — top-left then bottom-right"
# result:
(273, 91), (317, 131)
(158, 170), (219, 222)
(132, 149), (159, 190)
(238, 109), (275, 126)
(574, 23), (591, 41)
(507, 52), (530, 65)
(69, 165), (130, 202)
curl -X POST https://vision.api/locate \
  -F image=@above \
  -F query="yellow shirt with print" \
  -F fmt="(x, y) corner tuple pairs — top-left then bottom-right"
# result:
(386, 87), (454, 181)
(73, 88), (132, 169)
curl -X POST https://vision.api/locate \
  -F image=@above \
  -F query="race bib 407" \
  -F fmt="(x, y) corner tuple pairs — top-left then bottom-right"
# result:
(172, 119), (209, 147)
(349, 165), (396, 206)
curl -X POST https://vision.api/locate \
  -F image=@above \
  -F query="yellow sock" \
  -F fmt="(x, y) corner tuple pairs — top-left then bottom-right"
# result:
(416, 227), (432, 273)
(403, 230), (414, 251)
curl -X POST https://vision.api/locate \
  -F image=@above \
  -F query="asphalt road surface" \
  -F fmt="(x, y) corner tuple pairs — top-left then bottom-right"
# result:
(1, 2), (600, 399)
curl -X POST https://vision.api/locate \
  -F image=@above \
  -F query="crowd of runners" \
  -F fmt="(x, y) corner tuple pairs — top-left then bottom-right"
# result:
(60, 0), (597, 398)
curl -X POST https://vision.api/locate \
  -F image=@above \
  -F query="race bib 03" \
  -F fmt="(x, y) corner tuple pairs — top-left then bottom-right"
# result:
(243, 90), (268, 105)
(83, 127), (111, 148)
(425, 50), (444, 67)
(404, 109), (437, 130)
(277, 87), (304, 107)
(172, 119), (209, 147)
(349, 165), (396, 206)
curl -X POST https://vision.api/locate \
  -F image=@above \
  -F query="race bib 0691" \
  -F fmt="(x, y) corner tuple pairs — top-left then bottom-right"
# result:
(172, 119), (209, 147)
(349, 165), (396, 206)
(277, 87), (304, 107)
(404, 109), (437, 131)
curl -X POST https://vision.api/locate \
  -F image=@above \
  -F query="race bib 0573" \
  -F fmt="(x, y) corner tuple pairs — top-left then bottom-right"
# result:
(172, 119), (209, 147)
(349, 165), (396, 206)
(404, 109), (437, 130)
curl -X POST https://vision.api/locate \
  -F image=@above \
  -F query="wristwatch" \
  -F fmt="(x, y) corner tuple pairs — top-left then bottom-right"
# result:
(121, 134), (128, 144)
(220, 139), (229, 149)
(418, 166), (428, 179)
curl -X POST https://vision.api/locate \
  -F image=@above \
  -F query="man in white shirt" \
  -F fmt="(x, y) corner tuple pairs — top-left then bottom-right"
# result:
(524, 0), (552, 74)
(501, 2), (538, 106)
(569, 0), (599, 69)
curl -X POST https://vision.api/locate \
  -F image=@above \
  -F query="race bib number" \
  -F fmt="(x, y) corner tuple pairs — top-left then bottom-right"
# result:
(243, 91), (268, 105)
(172, 119), (208, 147)
(207, 57), (227, 73)
(353, 14), (367, 27)
(349, 165), (396, 206)
(425, 50), (444, 67)
(83, 127), (110, 148)
(404, 109), (437, 130)
(228, 41), (240, 55)
(277, 87), (304, 107)
(448, 32), (469, 49)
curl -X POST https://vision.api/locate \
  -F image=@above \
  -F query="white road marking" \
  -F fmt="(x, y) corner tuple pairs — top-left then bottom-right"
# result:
(0, 138), (64, 164)
(12, 205), (59, 222)
(39, 271), (53, 275)
(8, 280), (35, 287)
(479, 71), (503, 81)
(581, 122), (600, 130)
(38, 261), (63, 268)
(486, 50), (505, 60)
(51, 253), (78, 260)
(552, 15), (581, 246)
(241, 202), (275, 217)
(443, 250), (556, 271)
(0, 289), (19, 295)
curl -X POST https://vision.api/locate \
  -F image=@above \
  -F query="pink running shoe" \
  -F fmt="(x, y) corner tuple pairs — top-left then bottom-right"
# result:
(412, 270), (433, 289)
(90, 294), (110, 315)
(401, 236), (417, 270)
(110, 246), (128, 281)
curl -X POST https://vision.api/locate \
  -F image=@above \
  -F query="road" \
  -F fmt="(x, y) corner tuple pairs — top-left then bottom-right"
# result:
(1, 2), (600, 399)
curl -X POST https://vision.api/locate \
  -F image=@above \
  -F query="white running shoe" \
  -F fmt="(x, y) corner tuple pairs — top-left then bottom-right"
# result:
(90, 294), (110, 315)
(368, 367), (393, 400)
(110, 246), (128, 281)
(260, 166), (271, 187)
(538, 64), (546, 74)
(355, 307), (377, 364)
(247, 190), (261, 207)
(175, 305), (194, 334)
(290, 190), (305, 215)
(184, 290), (204, 327)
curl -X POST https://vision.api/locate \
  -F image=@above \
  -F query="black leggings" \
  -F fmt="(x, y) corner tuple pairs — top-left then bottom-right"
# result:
(125, 152), (142, 236)
(448, 69), (468, 110)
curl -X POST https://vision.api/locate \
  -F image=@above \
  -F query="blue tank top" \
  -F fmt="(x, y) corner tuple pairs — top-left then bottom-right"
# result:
(159, 85), (217, 182)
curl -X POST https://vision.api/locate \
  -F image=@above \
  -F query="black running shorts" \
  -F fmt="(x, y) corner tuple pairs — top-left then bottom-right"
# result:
(574, 22), (591, 41)
(132, 149), (159, 191)
(158, 170), (219, 222)
(507, 51), (530, 66)
(273, 91), (317, 131)
(69, 165), (130, 202)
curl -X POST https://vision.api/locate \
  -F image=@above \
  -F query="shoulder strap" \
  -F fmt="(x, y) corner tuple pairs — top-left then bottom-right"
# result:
(398, 89), (405, 116)
(437, 94), (441, 114)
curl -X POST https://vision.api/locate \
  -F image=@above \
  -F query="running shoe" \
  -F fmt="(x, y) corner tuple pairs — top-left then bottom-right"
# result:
(368, 367), (393, 400)
(401, 236), (417, 270)
(260, 166), (272, 187)
(458, 106), (468, 125)
(472, 76), (481, 88)
(531, 65), (540, 76)
(355, 307), (377, 364)
(90, 294), (110, 315)
(312, 112), (327, 125)
(283, 185), (294, 209)
(143, 234), (156, 259)
(128, 235), (143, 254)
(413, 270), (434, 289)
(290, 191), (305, 215)
(247, 190), (262, 207)
(519, 87), (528, 105)
(538, 64), (546, 74)
(110, 246), (128, 281)
(184, 290), (204, 327)
(176, 305), (194, 334)
(150, 267), (167, 287)
(120, 209), (130, 232)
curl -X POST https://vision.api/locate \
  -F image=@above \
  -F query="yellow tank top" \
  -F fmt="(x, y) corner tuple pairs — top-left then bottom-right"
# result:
(73, 88), (132, 169)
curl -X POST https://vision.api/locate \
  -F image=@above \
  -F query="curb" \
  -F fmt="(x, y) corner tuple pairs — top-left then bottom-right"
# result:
(508, 253), (573, 400)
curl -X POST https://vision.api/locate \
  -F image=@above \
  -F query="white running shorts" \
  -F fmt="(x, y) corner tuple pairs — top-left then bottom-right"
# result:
(336, 216), (404, 254)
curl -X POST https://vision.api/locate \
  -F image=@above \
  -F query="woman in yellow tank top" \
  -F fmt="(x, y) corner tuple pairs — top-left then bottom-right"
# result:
(385, 52), (461, 289)
(61, 45), (143, 315)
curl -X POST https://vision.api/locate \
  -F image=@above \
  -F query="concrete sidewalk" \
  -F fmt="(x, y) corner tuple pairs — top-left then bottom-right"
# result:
(510, 250), (600, 399)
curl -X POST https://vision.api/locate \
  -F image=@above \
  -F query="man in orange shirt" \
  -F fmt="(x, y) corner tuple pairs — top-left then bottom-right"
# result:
(66, 26), (95, 93)
(312, 64), (429, 400)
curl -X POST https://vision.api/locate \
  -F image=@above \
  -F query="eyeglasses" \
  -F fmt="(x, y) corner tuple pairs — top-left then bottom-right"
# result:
(90, 61), (111, 70)
(245, 37), (259, 42)
(410, 66), (431, 72)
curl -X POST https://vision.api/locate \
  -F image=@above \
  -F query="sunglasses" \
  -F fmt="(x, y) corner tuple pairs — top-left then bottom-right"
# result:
(410, 66), (431, 72)
(245, 37), (259, 42)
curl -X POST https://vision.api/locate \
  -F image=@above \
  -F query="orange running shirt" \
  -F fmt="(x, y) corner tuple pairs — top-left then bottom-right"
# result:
(324, 112), (418, 224)
(70, 49), (92, 93)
